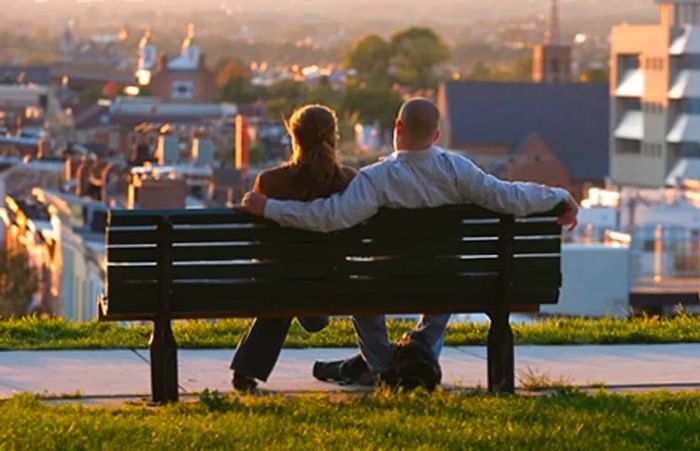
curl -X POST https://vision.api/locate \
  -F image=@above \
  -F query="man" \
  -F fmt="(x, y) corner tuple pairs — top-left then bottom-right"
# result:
(241, 98), (578, 385)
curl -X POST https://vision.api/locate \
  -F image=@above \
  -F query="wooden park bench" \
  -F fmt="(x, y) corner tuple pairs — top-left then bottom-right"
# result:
(99, 205), (564, 403)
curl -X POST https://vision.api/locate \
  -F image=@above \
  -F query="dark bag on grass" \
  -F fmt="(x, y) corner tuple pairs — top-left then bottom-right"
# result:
(380, 335), (442, 392)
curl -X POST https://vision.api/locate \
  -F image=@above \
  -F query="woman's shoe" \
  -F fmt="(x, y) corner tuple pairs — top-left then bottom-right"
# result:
(232, 371), (258, 392)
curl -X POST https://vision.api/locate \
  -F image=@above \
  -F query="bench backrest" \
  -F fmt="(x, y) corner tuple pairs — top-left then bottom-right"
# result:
(103, 205), (563, 320)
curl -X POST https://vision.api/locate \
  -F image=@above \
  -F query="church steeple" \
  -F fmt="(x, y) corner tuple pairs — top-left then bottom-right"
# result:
(532, 0), (572, 83)
(544, 0), (561, 45)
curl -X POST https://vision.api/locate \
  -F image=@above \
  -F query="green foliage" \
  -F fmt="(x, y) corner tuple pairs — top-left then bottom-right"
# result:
(344, 34), (393, 85)
(341, 83), (403, 130)
(220, 75), (262, 104)
(389, 27), (450, 89)
(263, 80), (309, 118)
(463, 56), (533, 82)
(517, 367), (574, 392)
(344, 27), (450, 91)
(0, 249), (38, 318)
(1, 391), (700, 449)
(198, 389), (230, 413)
(217, 57), (263, 104)
(1, 315), (700, 350)
(248, 141), (266, 165)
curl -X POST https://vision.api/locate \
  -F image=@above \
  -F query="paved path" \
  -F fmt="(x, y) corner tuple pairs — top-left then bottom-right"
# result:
(1, 345), (700, 398)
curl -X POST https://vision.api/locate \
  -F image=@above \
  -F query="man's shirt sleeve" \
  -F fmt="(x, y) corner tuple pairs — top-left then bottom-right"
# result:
(263, 171), (382, 233)
(451, 152), (572, 217)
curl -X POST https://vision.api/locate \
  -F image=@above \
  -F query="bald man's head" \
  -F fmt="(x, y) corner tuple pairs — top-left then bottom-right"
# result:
(395, 98), (441, 150)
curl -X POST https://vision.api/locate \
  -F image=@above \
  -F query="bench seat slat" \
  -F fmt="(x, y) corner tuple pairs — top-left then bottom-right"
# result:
(105, 268), (560, 317)
(103, 281), (559, 319)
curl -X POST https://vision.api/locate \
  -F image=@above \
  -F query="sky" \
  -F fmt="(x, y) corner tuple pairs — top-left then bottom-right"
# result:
(17, 0), (658, 23)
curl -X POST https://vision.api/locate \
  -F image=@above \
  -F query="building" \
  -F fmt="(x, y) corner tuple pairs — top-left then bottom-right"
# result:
(610, 0), (700, 187)
(0, 66), (50, 86)
(438, 81), (610, 199)
(149, 25), (217, 103)
(52, 24), (132, 93)
(72, 96), (238, 159)
(532, 0), (573, 83)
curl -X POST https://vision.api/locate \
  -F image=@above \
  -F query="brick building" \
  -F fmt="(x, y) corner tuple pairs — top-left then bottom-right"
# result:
(148, 25), (217, 103)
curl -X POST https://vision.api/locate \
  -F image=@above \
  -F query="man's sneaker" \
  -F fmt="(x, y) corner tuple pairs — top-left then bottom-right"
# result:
(232, 371), (258, 392)
(313, 354), (376, 386)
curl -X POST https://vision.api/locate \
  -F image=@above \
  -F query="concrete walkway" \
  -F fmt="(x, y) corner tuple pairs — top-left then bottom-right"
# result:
(1, 345), (700, 398)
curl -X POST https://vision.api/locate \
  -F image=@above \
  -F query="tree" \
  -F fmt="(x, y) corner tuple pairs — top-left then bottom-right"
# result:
(0, 248), (38, 318)
(510, 56), (533, 81)
(305, 82), (343, 110)
(217, 58), (262, 104)
(263, 79), (308, 118)
(464, 60), (493, 81)
(216, 57), (251, 87)
(389, 28), (450, 89)
(345, 34), (392, 85)
(220, 75), (262, 104)
(341, 83), (403, 131)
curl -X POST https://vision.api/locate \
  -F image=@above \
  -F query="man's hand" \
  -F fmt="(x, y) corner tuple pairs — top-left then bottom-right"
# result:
(557, 195), (579, 232)
(240, 191), (268, 216)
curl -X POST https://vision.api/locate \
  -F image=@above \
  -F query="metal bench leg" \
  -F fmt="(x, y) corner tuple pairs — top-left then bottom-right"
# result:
(150, 316), (179, 403)
(487, 310), (514, 394)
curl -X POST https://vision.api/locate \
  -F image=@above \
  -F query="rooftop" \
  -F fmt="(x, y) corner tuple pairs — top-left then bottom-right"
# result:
(440, 81), (610, 182)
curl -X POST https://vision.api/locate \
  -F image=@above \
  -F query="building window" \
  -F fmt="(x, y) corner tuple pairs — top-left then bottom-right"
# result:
(171, 81), (194, 100)
(680, 143), (700, 157)
(617, 139), (642, 154)
(551, 59), (560, 73)
(686, 99), (700, 114)
(109, 131), (120, 151)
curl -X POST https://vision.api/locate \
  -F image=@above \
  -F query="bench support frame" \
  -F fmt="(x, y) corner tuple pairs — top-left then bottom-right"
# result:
(151, 218), (179, 403)
(487, 215), (516, 393)
(486, 310), (514, 393)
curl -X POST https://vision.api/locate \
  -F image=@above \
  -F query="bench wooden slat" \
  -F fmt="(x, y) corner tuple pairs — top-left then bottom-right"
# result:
(106, 269), (559, 307)
(107, 219), (561, 247)
(513, 237), (561, 254)
(513, 221), (562, 236)
(102, 292), (559, 320)
(108, 205), (528, 227)
(104, 281), (559, 318)
(108, 255), (560, 282)
(108, 204), (565, 228)
(109, 224), (505, 245)
(107, 246), (157, 263)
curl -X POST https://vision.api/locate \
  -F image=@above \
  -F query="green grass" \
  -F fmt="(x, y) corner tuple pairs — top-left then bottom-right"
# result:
(1, 391), (699, 449)
(0, 314), (699, 351)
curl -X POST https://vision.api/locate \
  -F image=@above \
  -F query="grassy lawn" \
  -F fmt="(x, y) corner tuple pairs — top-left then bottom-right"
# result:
(0, 315), (699, 350)
(1, 391), (699, 449)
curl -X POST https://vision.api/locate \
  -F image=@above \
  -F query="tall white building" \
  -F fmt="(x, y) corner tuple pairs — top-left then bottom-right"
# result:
(610, 0), (700, 188)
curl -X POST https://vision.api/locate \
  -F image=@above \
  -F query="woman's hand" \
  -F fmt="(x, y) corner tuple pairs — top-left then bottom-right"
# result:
(240, 191), (268, 216)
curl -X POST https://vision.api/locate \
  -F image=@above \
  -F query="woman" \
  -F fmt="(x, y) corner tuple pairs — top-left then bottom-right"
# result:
(230, 104), (357, 391)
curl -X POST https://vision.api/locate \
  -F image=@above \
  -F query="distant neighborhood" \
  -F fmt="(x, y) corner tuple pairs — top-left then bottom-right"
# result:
(0, 0), (698, 322)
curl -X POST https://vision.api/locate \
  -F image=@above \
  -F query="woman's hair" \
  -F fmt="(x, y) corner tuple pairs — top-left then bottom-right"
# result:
(286, 104), (341, 196)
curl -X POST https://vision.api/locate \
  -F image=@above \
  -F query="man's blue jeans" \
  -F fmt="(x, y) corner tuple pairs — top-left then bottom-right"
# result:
(352, 314), (451, 372)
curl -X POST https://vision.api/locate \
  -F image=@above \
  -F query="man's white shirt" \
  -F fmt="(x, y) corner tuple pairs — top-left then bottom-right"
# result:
(263, 146), (573, 233)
